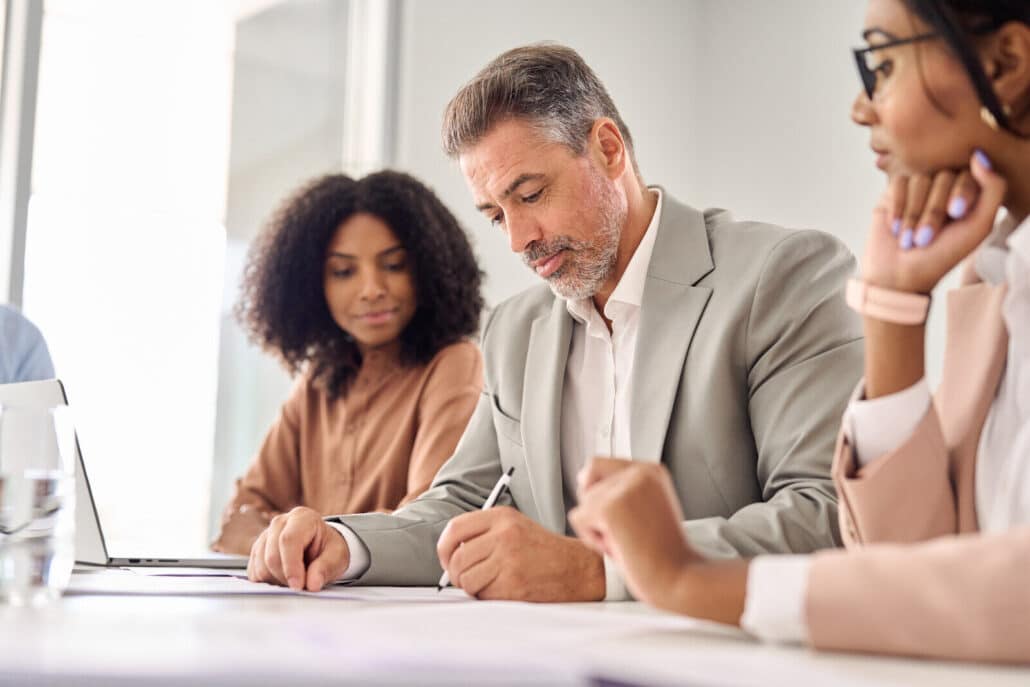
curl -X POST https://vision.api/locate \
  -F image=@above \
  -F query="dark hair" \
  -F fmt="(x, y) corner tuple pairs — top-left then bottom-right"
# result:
(904, 0), (1030, 135)
(442, 43), (638, 173)
(237, 170), (484, 397)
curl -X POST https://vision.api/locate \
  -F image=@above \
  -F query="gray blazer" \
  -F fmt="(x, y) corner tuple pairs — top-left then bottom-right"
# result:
(332, 192), (864, 585)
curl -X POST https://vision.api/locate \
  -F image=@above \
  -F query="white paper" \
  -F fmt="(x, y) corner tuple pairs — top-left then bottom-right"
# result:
(66, 569), (472, 601)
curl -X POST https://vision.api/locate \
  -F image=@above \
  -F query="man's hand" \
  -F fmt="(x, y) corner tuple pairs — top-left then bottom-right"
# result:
(246, 506), (350, 592)
(436, 506), (605, 602)
(568, 458), (699, 609)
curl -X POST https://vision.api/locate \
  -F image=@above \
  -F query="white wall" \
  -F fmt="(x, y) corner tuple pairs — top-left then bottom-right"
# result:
(393, 0), (952, 383)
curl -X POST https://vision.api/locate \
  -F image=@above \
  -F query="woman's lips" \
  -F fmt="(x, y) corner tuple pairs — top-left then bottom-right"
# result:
(534, 250), (565, 278)
(357, 308), (398, 326)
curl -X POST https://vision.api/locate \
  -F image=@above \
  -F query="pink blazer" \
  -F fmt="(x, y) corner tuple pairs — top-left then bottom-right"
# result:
(804, 278), (1030, 664)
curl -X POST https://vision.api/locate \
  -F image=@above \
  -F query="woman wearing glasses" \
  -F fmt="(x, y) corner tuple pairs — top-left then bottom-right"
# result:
(212, 171), (484, 555)
(569, 0), (1030, 663)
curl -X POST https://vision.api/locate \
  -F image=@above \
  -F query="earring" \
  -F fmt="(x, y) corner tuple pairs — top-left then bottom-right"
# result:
(980, 104), (1013, 131)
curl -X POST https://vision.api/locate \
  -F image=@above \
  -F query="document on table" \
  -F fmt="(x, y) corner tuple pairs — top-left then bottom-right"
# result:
(66, 569), (472, 601)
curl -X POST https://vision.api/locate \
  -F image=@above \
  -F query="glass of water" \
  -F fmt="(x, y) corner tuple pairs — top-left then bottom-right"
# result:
(0, 403), (76, 606)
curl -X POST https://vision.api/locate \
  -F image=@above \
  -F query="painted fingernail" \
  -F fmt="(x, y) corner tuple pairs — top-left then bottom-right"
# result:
(891, 218), (902, 235)
(914, 225), (935, 248)
(974, 149), (992, 170)
(900, 228), (914, 250)
(947, 196), (967, 219)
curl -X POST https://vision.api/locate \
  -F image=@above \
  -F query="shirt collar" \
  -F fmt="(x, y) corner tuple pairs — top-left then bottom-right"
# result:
(565, 187), (663, 324)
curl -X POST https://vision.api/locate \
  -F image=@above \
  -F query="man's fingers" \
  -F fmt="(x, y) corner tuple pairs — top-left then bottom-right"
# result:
(279, 514), (318, 590)
(305, 528), (349, 592)
(247, 531), (267, 582)
(436, 508), (504, 568)
(261, 516), (289, 585)
(456, 554), (502, 599)
(447, 535), (493, 590)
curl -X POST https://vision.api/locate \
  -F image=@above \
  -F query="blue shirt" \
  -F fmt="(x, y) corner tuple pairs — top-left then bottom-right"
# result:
(0, 305), (55, 383)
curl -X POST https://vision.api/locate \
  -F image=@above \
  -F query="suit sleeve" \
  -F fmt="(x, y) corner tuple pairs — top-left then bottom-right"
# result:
(684, 230), (864, 557)
(806, 526), (1030, 663)
(328, 312), (510, 586)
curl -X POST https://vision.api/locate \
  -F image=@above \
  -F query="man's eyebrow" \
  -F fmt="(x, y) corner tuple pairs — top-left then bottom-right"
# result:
(474, 173), (545, 212)
(862, 28), (897, 43)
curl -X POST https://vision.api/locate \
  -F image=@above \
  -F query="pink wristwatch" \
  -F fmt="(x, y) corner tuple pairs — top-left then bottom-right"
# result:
(845, 278), (930, 325)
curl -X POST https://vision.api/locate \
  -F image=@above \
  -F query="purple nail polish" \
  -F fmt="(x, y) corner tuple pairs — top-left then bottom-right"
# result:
(974, 149), (992, 170)
(914, 225), (934, 247)
(900, 228), (914, 250)
(947, 196), (967, 219)
(891, 218), (902, 236)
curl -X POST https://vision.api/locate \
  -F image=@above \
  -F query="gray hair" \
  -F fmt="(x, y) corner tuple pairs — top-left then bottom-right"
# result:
(442, 43), (637, 168)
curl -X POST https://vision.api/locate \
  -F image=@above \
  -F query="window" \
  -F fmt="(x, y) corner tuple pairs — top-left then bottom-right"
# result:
(23, 0), (355, 554)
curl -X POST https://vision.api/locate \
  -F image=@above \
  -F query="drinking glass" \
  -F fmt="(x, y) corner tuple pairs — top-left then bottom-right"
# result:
(0, 403), (76, 606)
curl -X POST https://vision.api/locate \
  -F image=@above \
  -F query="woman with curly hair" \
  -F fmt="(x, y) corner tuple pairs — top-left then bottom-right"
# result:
(212, 171), (484, 555)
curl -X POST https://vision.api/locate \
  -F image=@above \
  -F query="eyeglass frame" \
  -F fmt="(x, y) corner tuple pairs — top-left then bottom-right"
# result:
(852, 32), (939, 100)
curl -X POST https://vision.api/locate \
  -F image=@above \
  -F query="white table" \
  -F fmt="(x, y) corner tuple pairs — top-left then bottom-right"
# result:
(1, 569), (1027, 686)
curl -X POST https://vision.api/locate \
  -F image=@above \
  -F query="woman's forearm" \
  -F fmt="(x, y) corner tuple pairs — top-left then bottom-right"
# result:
(658, 560), (751, 627)
(862, 317), (926, 399)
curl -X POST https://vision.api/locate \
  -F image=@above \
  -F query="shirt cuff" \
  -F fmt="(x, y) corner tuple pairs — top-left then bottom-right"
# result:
(844, 378), (931, 467)
(740, 555), (811, 644)
(325, 521), (371, 581)
(603, 555), (631, 601)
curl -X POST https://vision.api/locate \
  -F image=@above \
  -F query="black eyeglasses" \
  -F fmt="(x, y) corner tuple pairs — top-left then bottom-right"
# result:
(852, 32), (938, 99)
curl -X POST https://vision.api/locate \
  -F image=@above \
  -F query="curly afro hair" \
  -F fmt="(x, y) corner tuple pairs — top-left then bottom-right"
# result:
(237, 170), (484, 397)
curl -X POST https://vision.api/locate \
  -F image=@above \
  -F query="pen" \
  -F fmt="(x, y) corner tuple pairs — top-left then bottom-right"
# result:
(437, 466), (515, 591)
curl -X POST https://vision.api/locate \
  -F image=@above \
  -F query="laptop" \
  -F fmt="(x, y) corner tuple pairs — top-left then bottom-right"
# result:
(0, 379), (247, 569)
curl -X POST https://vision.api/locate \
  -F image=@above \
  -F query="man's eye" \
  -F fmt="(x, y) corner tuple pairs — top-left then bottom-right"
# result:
(490, 213), (505, 227)
(522, 190), (543, 203)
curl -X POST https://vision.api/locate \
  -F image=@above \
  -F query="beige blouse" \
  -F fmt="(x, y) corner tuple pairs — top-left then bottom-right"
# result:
(212, 340), (483, 554)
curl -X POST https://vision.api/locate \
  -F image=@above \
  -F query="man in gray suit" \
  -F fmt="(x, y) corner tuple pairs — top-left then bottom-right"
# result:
(247, 44), (863, 601)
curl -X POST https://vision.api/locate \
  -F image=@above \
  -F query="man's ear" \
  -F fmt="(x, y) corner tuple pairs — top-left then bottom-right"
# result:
(589, 118), (628, 179)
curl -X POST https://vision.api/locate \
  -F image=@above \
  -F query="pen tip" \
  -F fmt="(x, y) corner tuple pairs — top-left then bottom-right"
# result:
(436, 585), (443, 592)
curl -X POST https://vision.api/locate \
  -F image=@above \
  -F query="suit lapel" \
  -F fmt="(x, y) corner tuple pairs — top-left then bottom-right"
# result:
(521, 298), (573, 533)
(630, 195), (715, 463)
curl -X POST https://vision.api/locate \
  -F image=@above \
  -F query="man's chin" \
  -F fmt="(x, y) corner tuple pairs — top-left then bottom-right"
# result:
(545, 276), (596, 301)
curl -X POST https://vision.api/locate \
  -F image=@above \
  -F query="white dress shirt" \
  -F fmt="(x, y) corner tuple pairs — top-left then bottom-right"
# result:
(741, 213), (1030, 643)
(328, 189), (664, 586)
(562, 188), (663, 600)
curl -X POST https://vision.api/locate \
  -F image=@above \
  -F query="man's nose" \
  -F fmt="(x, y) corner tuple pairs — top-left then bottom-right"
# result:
(506, 211), (543, 254)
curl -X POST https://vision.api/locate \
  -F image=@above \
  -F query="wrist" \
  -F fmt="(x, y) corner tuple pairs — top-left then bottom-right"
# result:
(846, 279), (930, 325)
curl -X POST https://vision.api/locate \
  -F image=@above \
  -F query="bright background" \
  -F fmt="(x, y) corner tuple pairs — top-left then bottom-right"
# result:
(5, 0), (960, 553)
